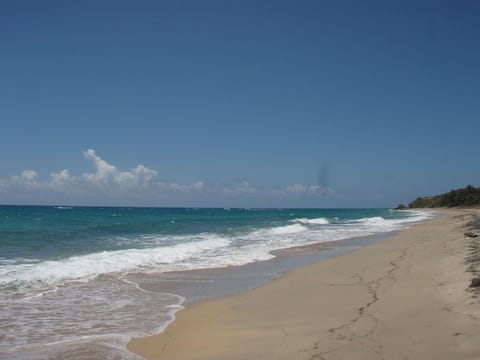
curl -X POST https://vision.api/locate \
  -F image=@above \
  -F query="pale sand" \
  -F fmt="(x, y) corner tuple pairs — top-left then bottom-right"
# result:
(128, 209), (480, 360)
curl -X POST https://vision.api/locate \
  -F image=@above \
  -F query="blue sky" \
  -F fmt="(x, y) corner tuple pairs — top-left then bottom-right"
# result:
(1, 0), (479, 207)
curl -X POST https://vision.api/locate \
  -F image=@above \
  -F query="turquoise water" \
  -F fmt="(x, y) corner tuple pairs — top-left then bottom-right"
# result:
(0, 206), (418, 263)
(0, 206), (433, 359)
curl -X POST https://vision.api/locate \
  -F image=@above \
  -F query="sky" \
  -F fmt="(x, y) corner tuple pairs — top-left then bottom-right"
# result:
(1, 0), (479, 208)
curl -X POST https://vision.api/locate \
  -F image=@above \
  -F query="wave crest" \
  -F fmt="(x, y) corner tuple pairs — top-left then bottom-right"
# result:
(0, 236), (230, 286)
(290, 217), (330, 225)
(256, 223), (308, 236)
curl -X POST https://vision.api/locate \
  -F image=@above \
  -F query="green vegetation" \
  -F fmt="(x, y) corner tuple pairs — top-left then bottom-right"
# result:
(409, 185), (480, 208)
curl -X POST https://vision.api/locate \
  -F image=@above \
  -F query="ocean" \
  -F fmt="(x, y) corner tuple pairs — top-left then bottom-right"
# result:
(0, 206), (433, 359)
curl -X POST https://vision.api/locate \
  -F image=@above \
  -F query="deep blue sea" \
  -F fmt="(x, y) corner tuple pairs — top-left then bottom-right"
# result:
(0, 206), (433, 359)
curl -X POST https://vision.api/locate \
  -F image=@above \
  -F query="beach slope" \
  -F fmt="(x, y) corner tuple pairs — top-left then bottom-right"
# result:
(128, 209), (480, 360)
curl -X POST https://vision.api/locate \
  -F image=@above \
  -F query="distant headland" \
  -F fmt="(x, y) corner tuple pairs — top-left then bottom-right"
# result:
(395, 185), (480, 209)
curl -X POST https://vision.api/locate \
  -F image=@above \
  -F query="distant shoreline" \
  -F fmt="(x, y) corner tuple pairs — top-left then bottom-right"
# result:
(408, 185), (480, 208)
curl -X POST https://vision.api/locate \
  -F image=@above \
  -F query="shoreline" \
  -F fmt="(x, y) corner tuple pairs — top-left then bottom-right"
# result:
(128, 209), (480, 359)
(132, 230), (398, 307)
(128, 210), (433, 309)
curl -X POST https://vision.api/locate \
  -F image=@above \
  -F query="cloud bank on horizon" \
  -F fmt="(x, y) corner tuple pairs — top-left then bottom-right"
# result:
(0, 150), (332, 206)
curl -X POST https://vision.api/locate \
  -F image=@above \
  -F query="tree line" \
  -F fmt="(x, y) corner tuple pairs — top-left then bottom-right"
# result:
(408, 185), (480, 208)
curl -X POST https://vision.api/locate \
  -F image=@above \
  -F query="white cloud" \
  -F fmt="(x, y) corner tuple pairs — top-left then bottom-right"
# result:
(132, 165), (157, 184)
(157, 180), (206, 193)
(82, 149), (117, 184)
(284, 183), (307, 194)
(192, 181), (205, 190)
(3, 149), (205, 199)
(10, 170), (42, 191)
(50, 169), (71, 186)
(12, 170), (39, 184)
(81, 149), (158, 188)
(223, 180), (256, 195)
(158, 181), (188, 192)
(279, 183), (334, 196)
(308, 185), (334, 195)
(1, 149), (333, 205)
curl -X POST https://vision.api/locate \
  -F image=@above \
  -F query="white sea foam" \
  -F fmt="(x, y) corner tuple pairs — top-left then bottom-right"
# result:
(258, 223), (308, 235)
(0, 236), (230, 287)
(290, 217), (330, 225)
(0, 209), (437, 359)
(0, 211), (436, 292)
(399, 210), (436, 223)
(0, 278), (184, 359)
(347, 216), (387, 225)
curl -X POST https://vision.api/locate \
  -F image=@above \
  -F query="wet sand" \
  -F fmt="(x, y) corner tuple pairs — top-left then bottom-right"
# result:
(128, 209), (480, 360)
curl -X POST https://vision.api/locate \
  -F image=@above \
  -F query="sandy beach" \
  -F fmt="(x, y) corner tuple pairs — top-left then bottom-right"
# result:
(128, 209), (480, 360)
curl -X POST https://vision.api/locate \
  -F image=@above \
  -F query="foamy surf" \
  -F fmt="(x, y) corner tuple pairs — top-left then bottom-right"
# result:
(0, 206), (436, 360)
(0, 278), (185, 360)
(290, 217), (330, 225)
(0, 210), (436, 293)
(257, 223), (308, 235)
(0, 236), (231, 288)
